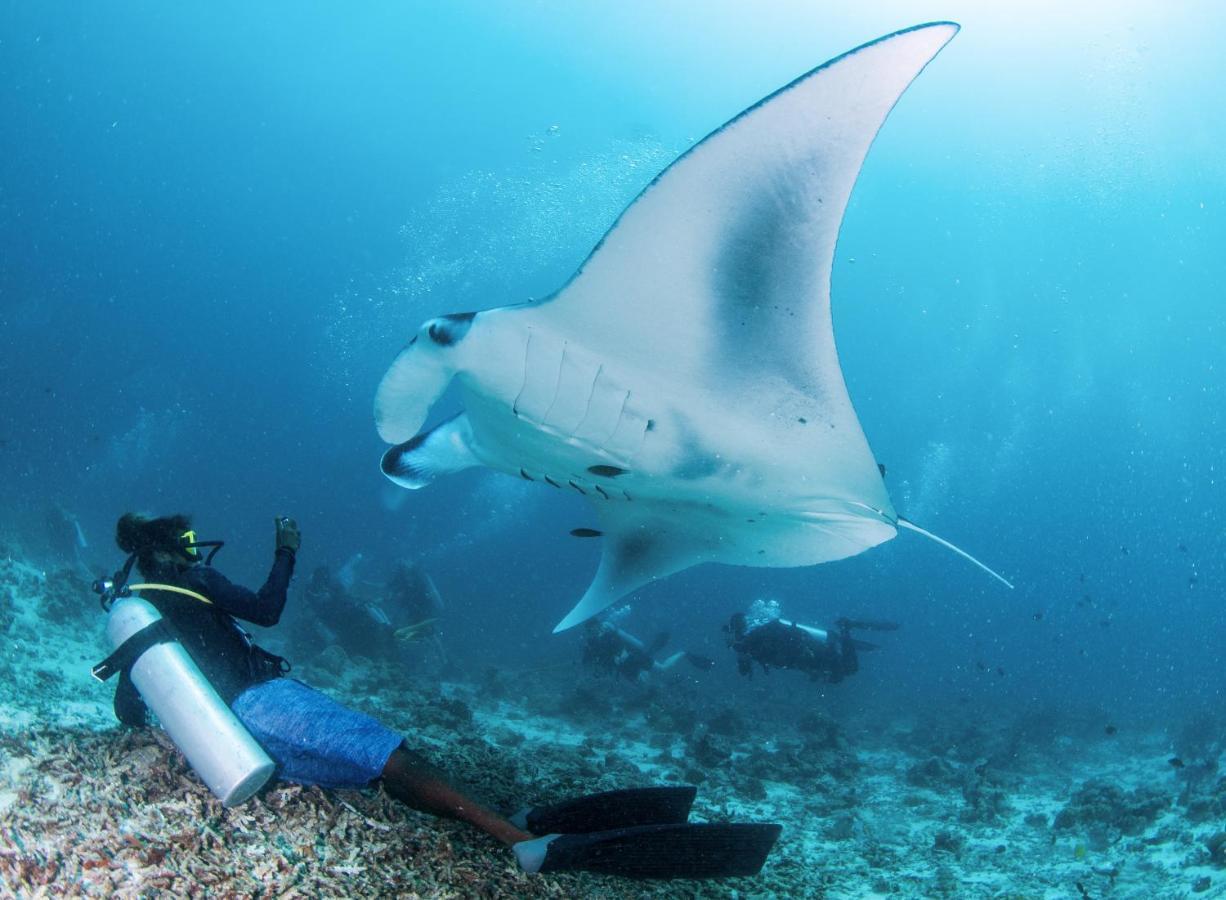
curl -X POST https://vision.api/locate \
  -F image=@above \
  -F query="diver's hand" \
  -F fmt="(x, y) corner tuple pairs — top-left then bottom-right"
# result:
(275, 516), (301, 554)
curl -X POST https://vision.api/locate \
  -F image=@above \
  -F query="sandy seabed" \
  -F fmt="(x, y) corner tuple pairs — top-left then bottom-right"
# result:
(1, 554), (1224, 899)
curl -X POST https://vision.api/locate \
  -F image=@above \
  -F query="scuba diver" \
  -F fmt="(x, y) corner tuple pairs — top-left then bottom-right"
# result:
(91, 512), (779, 880)
(725, 611), (898, 682)
(300, 561), (444, 666)
(382, 560), (446, 652)
(301, 564), (400, 662)
(44, 503), (93, 578)
(581, 617), (714, 682)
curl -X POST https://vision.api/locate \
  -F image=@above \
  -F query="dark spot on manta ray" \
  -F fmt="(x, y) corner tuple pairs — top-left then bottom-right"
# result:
(587, 465), (628, 478)
(646, 419), (656, 431)
(797, 417), (807, 424)
(519, 468), (534, 481)
(426, 311), (476, 346)
(617, 532), (654, 566)
(543, 475), (560, 488)
(570, 528), (603, 538)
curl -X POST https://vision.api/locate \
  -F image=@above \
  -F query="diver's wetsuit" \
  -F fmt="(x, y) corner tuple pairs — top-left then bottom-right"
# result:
(303, 566), (397, 660)
(729, 619), (855, 683)
(113, 549), (295, 725)
(581, 623), (655, 681)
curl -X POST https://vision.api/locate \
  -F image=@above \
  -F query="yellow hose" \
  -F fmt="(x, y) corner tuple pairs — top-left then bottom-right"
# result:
(128, 583), (214, 606)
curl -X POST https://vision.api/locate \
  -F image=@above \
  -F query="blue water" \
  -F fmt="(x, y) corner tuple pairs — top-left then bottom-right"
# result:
(2, 1), (1223, 735)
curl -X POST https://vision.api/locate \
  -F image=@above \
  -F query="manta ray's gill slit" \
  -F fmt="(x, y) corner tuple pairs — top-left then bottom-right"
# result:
(602, 389), (632, 445)
(570, 363), (604, 437)
(567, 481), (587, 495)
(542, 475), (561, 489)
(594, 485), (610, 500)
(603, 392), (650, 461)
(511, 328), (535, 416)
(519, 468), (535, 481)
(540, 341), (568, 425)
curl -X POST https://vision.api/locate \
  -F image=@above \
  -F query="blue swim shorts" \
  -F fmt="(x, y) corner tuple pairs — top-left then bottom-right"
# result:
(231, 678), (403, 789)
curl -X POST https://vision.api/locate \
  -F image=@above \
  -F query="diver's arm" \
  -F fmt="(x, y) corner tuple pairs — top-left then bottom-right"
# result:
(113, 670), (148, 727)
(187, 548), (295, 626)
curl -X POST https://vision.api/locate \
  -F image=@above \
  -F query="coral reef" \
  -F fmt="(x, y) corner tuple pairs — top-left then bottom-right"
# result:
(1054, 779), (1170, 843)
(0, 728), (625, 898)
(2, 552), (1225, 897)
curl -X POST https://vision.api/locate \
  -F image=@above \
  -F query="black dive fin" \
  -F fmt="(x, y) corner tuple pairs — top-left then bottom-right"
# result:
(511, 786), (696, 834)
(514, 822), (782, 879)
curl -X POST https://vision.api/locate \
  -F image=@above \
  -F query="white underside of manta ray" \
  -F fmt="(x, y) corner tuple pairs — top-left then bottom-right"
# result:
(375, 22), (1012, 633)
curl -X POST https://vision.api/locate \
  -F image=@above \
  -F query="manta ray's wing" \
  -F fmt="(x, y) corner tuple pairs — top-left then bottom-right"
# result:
(538, 24), (960, 629)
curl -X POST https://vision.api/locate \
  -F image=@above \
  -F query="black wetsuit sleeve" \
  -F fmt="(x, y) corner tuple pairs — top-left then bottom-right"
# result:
(186, 548), (296, 627)
(114, 670), (148, 727)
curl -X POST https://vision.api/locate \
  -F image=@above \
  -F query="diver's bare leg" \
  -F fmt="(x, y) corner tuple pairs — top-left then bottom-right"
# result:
(380, 746), (533, 845)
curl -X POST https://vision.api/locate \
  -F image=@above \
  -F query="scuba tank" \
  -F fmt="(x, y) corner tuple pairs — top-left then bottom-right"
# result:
(95, 590), (275, 807)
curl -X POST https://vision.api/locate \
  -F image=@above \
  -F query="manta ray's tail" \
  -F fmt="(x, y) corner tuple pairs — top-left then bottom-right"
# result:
(896, 518), (1014, 589)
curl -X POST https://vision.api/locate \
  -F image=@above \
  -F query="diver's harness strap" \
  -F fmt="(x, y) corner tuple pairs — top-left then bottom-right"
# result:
(93, 548), (292, 689)
(91, 619), (174, 682)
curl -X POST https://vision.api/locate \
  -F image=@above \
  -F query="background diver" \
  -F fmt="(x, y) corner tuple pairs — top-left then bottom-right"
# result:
(581, 615), (714, 682)
(94, 512), (779, 879)
(725, 609), (899, 682)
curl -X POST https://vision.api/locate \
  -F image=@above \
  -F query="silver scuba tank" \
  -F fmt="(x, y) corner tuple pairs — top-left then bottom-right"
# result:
(106, 596), (275, 806)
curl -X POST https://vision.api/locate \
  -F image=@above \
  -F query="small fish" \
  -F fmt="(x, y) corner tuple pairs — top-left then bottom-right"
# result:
(995, 666), (1006, 677)
(1104, 724), (1117, 736)
(1169, 757), (1185, 769)
(1098, 618), (1111, 629)
(1032, 611), (1044, 621)
(1178, 543), (1188, 553)
(1078, 573), (1086, 583)
(1120, 546), (1129, 555)
(976, 660), (987, 671)
(569, 528), (603, 538)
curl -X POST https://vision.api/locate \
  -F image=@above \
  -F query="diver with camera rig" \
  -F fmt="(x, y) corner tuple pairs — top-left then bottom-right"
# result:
(91, 512), (781, 880)
(725, 604), (899, 682)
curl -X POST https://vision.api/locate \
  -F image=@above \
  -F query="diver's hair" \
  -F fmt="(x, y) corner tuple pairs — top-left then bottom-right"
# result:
(115, 512), (192, 575)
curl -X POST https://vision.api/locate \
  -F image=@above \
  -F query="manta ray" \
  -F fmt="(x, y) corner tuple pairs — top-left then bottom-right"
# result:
(375, 22), (1012, 633)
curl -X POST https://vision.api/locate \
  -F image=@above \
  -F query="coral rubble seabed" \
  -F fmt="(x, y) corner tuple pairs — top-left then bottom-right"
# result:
(1, 554), (1223, 898)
